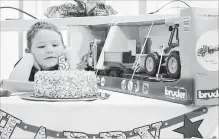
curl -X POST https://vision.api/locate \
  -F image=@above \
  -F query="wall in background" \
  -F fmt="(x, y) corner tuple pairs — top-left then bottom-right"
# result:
(146, 1), (218, 14)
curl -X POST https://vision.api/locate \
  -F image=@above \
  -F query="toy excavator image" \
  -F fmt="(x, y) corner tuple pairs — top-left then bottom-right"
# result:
(197, 45), (219, 57)
(100, 24), (181, 80)
(81, 24), (181, 80)
(145, 24), (180, 79)
(78, 39), (103, 71)
(80, 8), (219, 106)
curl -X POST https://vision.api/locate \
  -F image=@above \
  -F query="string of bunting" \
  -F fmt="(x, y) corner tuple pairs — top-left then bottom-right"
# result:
(0, 107), (207, 139)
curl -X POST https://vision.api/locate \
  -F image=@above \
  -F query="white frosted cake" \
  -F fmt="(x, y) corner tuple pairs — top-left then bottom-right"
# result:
(33, 70), (98, 98)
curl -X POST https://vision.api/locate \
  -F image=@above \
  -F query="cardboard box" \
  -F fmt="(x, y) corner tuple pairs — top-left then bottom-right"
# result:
(180, 8), (219, 105)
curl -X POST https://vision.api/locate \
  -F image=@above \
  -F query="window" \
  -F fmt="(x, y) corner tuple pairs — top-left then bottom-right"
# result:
(0, 1), (20, 79)
(23, 1), (36, 19)
(0, 1), (19, 20)
(0, 32), (19, 79)
(105, 0), (139, 16)
(33, 0), (74, 19)
(146, 1), (219, 15)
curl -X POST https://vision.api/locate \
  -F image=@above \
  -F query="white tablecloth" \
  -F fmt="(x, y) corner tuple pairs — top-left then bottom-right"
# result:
(0, 90), (218, 138)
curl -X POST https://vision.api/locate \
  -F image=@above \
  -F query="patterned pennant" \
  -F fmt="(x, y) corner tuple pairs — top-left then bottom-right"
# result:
(0, 111), (6, 120)
(134, 125), (154, 139)
(151, 122), (162, 139)
(134, 121), (162, 139)
(63, 131), (89, 139)
(0, 111), (21, 139)
(34, 126), (47, 139)
(99, 131), (127, 139)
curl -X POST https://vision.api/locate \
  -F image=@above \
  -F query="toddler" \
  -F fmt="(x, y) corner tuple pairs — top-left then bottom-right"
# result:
(9, 21), (66, 81)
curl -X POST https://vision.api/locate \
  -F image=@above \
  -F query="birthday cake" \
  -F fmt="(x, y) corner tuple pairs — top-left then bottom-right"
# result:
(33, 70), (98, 98)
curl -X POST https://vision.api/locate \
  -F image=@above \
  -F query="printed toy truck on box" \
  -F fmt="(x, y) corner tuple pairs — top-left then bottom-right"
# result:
(101, 24), (180, 79)
(197, 45), (219, 57)
(78, 7), (218, 106)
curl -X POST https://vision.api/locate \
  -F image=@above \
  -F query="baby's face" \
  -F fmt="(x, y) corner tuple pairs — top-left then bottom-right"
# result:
(31, 29), (64, 70)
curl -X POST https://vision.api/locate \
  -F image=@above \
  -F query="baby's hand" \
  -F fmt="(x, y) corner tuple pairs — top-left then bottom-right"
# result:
(25, 52), (41, 71)
(33, 56), (41, 70)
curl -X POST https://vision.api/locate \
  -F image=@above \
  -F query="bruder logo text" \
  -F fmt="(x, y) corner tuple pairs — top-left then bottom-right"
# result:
(197, 89), (219, 99)
(165, 86), (187, 100)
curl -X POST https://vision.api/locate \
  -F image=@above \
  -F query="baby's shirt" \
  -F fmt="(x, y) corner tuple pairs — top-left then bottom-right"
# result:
(14, 58), (59, 81)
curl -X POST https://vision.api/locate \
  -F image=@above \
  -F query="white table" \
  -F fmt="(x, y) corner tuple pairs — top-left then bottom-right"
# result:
(0, 90), (218, 139)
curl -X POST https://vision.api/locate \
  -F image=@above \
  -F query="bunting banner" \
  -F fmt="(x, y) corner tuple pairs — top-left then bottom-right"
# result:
(0, 107), (208, 139)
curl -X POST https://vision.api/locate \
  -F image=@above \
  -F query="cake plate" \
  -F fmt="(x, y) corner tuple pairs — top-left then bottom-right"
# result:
(19, 92), (110, 102)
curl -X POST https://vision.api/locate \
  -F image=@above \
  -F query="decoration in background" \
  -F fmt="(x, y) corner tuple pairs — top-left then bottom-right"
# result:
(44, 0), (117, 18)
(0, 107), (207, 138)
